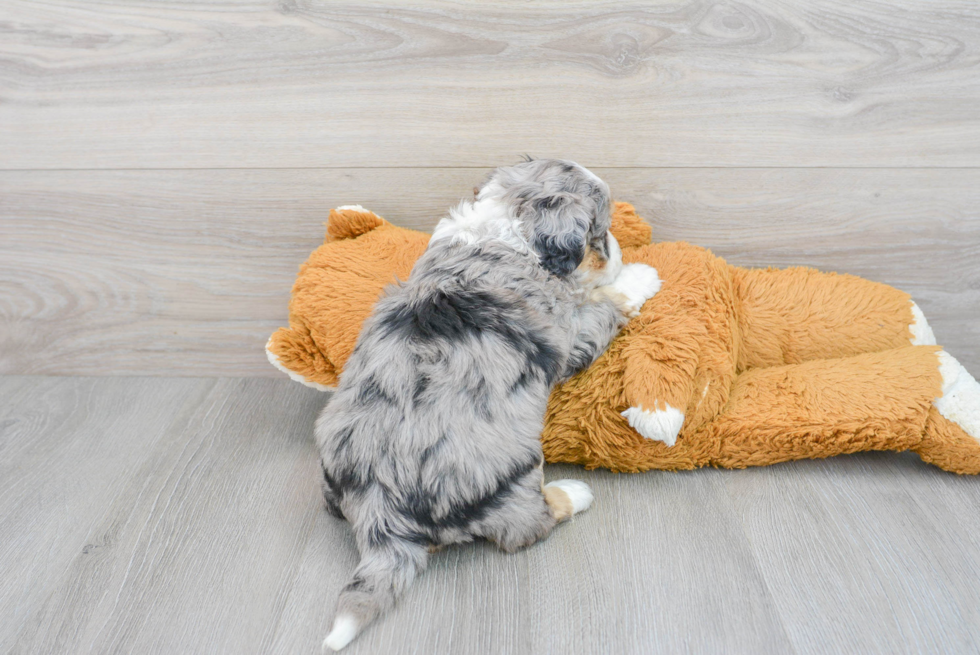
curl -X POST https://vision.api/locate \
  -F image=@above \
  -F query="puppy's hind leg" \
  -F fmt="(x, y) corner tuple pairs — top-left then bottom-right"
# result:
(476, 467), (594, 553)
(319, 463), (346, 520)
(543, 479), (594, 522)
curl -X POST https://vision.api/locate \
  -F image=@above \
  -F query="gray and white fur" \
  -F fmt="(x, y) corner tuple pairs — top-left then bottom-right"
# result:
(316, 159), (661, 650)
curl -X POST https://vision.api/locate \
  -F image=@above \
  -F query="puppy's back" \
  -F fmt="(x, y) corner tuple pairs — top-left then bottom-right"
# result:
(318, 239), (564, 525)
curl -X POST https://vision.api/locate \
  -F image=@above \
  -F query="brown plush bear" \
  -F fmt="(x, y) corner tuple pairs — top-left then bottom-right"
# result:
(268, 204), (980, 474)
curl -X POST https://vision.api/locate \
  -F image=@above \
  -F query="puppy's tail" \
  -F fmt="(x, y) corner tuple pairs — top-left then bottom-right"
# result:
(323, 534), (429, 651)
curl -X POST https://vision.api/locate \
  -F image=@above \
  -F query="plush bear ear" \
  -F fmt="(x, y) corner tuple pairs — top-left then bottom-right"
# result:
(610, 202), (653, 249)
(269, 213), (431, 391)
(325, 205), (389, 241)
(266, 325), (338, 390)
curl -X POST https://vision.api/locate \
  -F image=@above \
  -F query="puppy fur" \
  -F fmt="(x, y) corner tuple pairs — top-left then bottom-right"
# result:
(316, 159), (661, 650)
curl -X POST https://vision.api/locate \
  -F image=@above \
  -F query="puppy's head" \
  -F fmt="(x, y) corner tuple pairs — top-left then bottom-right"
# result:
(478, 158), (621, 285)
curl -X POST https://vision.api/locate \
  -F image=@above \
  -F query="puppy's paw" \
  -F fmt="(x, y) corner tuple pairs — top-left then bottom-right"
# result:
(622, 404), (684, 447)
(544, 479), (594, 516)
(610, 263), (661, 317)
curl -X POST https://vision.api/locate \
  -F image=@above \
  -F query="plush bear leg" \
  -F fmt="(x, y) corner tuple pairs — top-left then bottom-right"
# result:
(698, 346), (946, 470)
(733, 267), (929, 370)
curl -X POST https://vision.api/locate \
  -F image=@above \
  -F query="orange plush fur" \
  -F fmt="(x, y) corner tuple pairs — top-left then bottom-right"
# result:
(267, 204), (980, 474)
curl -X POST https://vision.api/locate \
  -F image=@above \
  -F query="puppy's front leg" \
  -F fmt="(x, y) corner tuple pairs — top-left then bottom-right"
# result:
(596, 263), (662, 319)
(561, 263), (661, 381)
(560, 299), (627, 381)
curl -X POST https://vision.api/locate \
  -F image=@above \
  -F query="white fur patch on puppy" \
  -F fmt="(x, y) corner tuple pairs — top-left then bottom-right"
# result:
(335, 204), (370, 213)
(593, 232), (624, 286)
(323, 613), (359, 651)
(935, 351), (980, 441)
(611, 263), (661, 316)
(544, 480), (594, 515)
(429, 197), (529, 253)
(909, 301), (937, 346)
(622, 404), (685, 446)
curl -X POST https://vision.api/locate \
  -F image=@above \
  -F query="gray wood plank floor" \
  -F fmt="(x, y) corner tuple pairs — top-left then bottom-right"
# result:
(2, 376), (979, 655)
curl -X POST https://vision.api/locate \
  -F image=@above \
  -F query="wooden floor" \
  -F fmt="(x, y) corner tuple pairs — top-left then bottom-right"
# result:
(2, 1), (980, 653)
(2, 376), (979, 655)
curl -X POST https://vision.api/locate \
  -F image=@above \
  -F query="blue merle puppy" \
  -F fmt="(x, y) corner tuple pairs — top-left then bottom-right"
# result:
(317, 159), (661, 650)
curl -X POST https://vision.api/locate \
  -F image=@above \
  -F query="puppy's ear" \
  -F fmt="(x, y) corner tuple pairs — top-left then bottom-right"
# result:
(534, 230), (586, 278)
(524, 194), (590, 278)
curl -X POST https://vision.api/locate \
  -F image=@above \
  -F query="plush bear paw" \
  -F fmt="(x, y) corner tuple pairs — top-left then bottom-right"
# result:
(610, 263), (662, 317)
(935, 351), (980, 441)
(909, 301), (937, 346)
(622, 404), (685, 446)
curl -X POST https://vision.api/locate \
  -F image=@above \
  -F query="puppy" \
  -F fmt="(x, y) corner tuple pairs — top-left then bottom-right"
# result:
(316, 159), (661, 650)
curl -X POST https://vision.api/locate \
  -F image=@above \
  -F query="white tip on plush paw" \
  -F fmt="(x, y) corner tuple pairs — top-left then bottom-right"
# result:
(935, 351), (980, 441)
(612, 263), (662, 315)
(909, 301), (937, 346)
(323, 614), (359, 651)
(544, 480), (594, 515)
(622, 404), (685, 447)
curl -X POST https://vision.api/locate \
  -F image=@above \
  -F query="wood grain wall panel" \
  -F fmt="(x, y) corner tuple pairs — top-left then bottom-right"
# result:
(2, 168), (976, 376)
(2, 0), (979, 169)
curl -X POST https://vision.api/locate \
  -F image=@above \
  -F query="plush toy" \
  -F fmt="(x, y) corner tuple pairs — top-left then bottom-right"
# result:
(268, 204), (980, 474)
